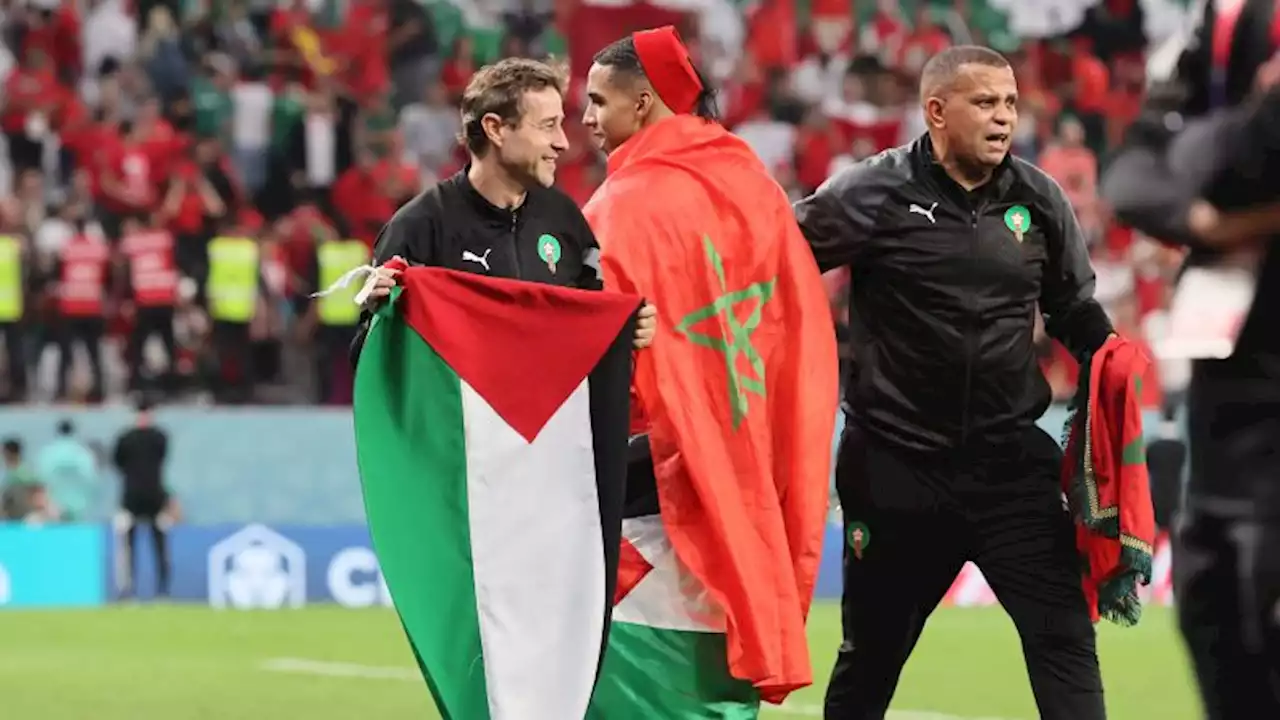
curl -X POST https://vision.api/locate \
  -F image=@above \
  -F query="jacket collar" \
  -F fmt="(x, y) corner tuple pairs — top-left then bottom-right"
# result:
(911, 133), (1016, 201)
(451, 165), (525, 221)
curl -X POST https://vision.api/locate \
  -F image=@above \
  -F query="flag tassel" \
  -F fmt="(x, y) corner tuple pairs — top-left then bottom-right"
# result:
(310, 264), (381, 305)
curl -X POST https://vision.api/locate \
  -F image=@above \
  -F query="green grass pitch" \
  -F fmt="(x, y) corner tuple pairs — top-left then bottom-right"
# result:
(0, 603), (1198, 719)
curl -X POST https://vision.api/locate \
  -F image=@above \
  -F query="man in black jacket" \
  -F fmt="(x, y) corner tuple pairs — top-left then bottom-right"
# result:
(1101, 2), (1280, 715)
(350, 58), (655, 360)
(794, 46), (1112, 720)
(113, 398), (173, 599)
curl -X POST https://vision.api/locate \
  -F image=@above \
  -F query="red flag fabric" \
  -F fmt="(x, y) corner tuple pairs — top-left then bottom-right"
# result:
(583, 115), (839, 702)
(1061, 335), (1157, 625)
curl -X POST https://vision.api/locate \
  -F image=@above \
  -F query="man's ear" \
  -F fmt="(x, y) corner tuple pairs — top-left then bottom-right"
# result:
(481, 112), (505, 149)
(635, 86), (655, 121)
(924, 97), (946, 129)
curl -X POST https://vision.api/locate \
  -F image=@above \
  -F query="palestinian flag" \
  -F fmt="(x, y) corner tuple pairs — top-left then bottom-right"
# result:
(353, 266), (640, 720)
(589, 515), (758, 717)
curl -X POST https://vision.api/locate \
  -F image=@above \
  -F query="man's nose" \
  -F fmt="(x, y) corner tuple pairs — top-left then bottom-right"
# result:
(552, 127), (569, 152)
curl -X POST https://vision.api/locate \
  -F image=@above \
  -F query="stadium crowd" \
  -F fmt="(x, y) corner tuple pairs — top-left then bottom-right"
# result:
(0, 0), (1195, 407)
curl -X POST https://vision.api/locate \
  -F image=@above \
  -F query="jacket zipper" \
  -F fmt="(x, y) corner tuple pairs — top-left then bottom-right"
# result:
(510, 209), (523, 280)
(959, 206), (979, 445)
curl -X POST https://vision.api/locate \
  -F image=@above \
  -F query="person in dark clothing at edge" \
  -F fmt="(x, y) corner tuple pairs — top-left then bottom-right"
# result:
(349, 57), (656, 360)
(793, 46), (1114, 720)
(113, 397), (174, 599)
(1145, 404), (1187, 534)
(1101, 1), (1280, 715)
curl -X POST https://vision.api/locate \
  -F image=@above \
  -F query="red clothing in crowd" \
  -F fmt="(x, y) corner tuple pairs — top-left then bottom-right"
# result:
(58, 234), (110, 317)
(0, 65), (61, 134)
(278, 204), (339, 296)
(440, 47), (475, 98)
(121, 229), (179, 307)
(331, 167), (388, 247)
(21, 6), (81, 77)
(336, 0), (391, 98)
(165, 160), (213, 235)
(270, 3), (322, 88)
(899, 21), (950, 72)
(794, 125), (841, 191)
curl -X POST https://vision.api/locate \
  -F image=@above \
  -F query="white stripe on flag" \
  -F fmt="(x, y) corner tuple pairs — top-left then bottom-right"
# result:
(462, 378), (605, 719)
(614, 514), (726, 632)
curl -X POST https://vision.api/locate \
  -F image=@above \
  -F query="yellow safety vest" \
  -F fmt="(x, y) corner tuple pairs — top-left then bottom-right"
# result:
(0, 235), (22, 322)
(317, 240), (370, 326)
(206, 236), (259, 323)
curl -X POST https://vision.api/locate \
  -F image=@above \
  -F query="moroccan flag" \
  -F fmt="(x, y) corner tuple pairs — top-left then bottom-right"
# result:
(352, 266), (640, 719)
(1061, 335), (1156, 626)
(583, 115), (840, 707)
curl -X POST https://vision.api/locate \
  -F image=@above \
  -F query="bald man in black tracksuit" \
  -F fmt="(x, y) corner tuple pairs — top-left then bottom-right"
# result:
(795, 45), (1112, 720)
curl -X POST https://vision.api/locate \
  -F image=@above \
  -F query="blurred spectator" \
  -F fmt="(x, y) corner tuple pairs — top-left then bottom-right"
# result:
(231, 65), (273, 196)
(386, 0), (439, 111)
(3, 47), (63, 174)
(51, 223), (109, 402)
(205, 225), (265, 404)
(0, 201), (31, 402)
(20, 482), (62, 524)
(118, 215), (179, 395)
(400, 80), (461, 173)
(1039, 115), (1100, 240)
(1, 437), (40, 519)
(34, 418), (98, 522)
(2, 436), (36, 486)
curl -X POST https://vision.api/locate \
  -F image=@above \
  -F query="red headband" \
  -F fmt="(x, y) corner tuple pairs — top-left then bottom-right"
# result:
(632, 25), (703, 115)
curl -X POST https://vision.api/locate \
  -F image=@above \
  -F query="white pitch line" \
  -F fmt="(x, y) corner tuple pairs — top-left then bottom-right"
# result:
(260, 657), (420, 681)
(258, 657), (1021, 720)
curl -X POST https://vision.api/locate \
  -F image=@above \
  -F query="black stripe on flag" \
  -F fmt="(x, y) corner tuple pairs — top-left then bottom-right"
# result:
(586, 310), (636, 691)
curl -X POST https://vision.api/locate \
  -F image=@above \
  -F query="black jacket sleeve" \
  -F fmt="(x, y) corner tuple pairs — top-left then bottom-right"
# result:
(1038, 176), (1114, 359)
(1102, 109), (1246, 250)
(792, 162), (895, 273)
(1208, 88), (1280, 210)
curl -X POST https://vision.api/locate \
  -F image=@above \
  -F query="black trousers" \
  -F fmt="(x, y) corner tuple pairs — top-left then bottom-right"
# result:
(0, 321), (27, 400)
(57, 316), (105, 400)
(118, 497), (172, 597)
(211, 321), (253, 403)
(125, 306), (176, 390)
(4, 131), (43, 173)
(1174, 510), (1280, 719)
(315, 324), (356, 404)
(825, 423), (1105, 720)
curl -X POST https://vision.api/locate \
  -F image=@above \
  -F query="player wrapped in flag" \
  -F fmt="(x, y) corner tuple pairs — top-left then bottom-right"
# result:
(350, 264), (641, 720)
(584, 112), (840, 713)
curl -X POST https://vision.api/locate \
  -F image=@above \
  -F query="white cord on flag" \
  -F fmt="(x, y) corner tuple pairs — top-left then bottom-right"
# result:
(309, 264), (381, 305)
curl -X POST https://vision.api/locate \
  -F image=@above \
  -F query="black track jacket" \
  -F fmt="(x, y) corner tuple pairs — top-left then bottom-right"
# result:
(794, 135), (1113, 452)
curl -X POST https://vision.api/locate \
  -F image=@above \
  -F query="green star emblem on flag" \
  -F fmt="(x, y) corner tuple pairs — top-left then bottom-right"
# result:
(673, 236), (777, 430)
